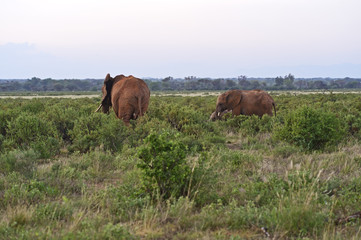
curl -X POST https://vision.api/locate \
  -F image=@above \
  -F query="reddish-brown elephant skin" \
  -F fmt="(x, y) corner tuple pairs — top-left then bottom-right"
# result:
(214, 89), (276, 119)
(95, 73), (150, 125)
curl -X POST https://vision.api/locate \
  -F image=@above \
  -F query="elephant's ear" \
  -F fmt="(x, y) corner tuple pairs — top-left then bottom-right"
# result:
(101, 74), (113, 112)
(226, 90), (242, 110)
(102, 74), (112, 101)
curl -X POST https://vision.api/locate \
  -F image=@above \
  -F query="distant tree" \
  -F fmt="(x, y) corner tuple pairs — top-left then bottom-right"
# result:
(345, 81), (361, 88)
(197, 79), (213, 89)
(212, 79), (223, 89)
(250, 80), (261, 89)
(149, 81), (161, 91)
(309, 80), (327, 89)
(162, 76), (173, 82)
(294, 80), (308, 89)
(334, 79), (346, 88)
(226, 79), (236, 89)
(162, 81), (171, 90)
(275, 76), (284, 87)
(31, 77), (41, 84)
(185, 76), (197, 81)
(23, 81), (32, 91)
(65, 83), (79, 91)
(284, 73), (295, 89)
(238, 79), (251, 89)
(238, 75), (247, 83)
(54, 83), (64, 91)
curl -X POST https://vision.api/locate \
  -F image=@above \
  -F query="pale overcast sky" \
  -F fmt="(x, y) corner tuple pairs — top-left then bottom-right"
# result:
(0, 0), (360, 79)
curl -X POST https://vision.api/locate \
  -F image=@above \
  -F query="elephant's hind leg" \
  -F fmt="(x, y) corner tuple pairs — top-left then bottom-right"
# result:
(117, 106), (133, 126)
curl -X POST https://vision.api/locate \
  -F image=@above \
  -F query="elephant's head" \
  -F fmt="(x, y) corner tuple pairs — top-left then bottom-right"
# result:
(215, 90), (242, 116)
(95, 73), (115, 114)
(209, 111), (219, 121)
(209, 110), (232, 121)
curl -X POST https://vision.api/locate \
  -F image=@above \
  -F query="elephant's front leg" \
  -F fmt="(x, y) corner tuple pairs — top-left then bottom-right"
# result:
(232, 105), (241, 116)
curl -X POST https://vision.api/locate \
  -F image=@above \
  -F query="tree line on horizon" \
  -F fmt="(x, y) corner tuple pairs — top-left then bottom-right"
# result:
(1, 74), (361, 92)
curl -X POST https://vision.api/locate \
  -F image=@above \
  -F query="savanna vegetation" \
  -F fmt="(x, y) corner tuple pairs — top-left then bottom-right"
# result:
(0, 92), (361, 239)
(1, 74), (361, 92)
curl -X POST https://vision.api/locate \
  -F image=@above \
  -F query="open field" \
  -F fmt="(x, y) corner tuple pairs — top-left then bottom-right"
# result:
(0, 92), (361, 239)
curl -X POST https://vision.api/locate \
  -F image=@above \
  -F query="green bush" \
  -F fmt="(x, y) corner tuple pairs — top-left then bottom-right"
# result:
(221, 115), (248, 132)
(166, 104), (204, 132)
(6, 112), (61, 157)
(2, 179), (58, 207)
(20, 99), (46, 114)
(344, 113), (361, 139)
(69, 113), (129, 153)
(274, 106), (345, 151)
(0, 149), (39, 177)
(0, 134), (4, 152)
(137, 131), (190, 199)
(129, 116), (173, 146)
(41, 104), (78, 141)
(0, 110), (12, 136)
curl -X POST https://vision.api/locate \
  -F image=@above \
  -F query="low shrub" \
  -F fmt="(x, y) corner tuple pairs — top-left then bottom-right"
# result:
(344, 113), (361, 139)
(41, 104), (78, 141)
(166, 105), (204, 132)
(0, 110), (13, 136)
(239, 115), (274, 135)
(20, 99), (46, 114)
(221, 115), (248, 132)
(0, 149), (39, 177)
(6, 112), (61, 157)
(69, 113), (129, 153)
(2, 179), (58, 207)
(274, 105), (345, 151)
(137, 131), (190, 199)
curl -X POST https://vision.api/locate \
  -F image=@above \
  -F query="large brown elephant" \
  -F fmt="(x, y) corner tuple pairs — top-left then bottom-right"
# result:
(95, 73), (150, 125)
(212, 89), (276, 119)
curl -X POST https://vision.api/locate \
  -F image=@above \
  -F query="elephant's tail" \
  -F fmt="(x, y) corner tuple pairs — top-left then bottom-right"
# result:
(273, 102), (277, 117)
(138, 96), (143, 117)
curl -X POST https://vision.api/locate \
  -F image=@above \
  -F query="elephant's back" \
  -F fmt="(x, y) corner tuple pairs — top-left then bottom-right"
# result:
(110, 77), (150, 113)
(112, 77), (149, 97)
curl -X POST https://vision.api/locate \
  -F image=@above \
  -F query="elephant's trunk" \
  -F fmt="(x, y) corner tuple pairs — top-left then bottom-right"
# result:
(95, 104), (102, 112)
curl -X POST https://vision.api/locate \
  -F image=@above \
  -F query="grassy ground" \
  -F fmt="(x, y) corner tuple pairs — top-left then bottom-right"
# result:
(0, 93), (360, 239)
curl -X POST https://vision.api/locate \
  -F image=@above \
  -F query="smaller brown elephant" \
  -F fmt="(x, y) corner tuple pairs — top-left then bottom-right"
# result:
(213, 89), (276, 119)
(95, 73), (150, 125)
